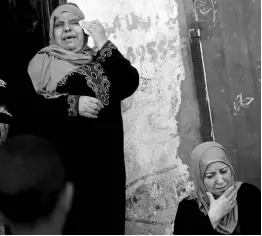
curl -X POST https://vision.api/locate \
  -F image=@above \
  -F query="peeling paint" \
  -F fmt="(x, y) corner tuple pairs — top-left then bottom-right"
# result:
(69, 0), (195, 234)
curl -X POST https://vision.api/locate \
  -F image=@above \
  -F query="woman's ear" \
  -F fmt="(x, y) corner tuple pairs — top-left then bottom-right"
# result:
(58, 182), (74, 213)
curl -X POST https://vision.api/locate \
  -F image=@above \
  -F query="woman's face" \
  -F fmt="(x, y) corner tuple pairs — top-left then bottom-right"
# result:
(203, 150), (233, 198)
(53, 12), (85, 52)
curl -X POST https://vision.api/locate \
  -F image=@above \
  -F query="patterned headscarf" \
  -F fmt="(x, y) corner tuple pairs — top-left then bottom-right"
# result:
(189, 141), (242, 234)
(28, 3), (96, 98)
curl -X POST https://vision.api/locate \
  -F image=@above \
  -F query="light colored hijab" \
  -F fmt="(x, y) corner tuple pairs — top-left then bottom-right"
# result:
(28, 3), (96, 98)
(189, 141), (242, 234)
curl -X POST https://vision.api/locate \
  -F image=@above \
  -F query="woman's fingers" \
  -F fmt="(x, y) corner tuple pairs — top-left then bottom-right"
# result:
(90, 97), (104, 109)
(79, 96), (104, 118)
(80, 21), (92, 28)
(88, 20), (101, 25)
(81, 21), (98, 30)
(206, 192), (215, 204)
(83, 97), (103, 109)
(85, 107), (99, 115)
(80, 21), (95, 35)
(227, 190), (237, 202)
(82, 112), (98, 119)
(223, 186), (234, 198)
(82, 20), (107, 49)
(79, 109), (98, 118)
(229, 192), (237, 204)
(88, 101), (103, 111)
(87, 102), (100, 111)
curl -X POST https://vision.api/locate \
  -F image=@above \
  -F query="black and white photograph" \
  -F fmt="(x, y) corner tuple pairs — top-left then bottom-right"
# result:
(0, 0), (260, 234)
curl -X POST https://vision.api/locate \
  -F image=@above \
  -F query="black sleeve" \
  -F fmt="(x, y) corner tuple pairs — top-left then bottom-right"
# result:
(9, 88), (80, 122)
(173, 199), (215, 235)
(249, 184), (261, 235)
(96, 40), (139, 101)
(239, 183), (261, 235)
(3, 61), (80, 121)
(31, 94), (80, 118)
(0, 78), (12, 124)
(8, 91), (80, 139)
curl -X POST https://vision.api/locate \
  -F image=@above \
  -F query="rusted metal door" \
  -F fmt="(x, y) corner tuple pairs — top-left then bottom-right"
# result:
(192, 0), (261, 188)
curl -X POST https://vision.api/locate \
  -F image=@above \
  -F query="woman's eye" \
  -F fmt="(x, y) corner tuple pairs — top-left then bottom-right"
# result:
(221, 169), (227, 174)
(70, 21), (79, 25)
(55, 23), (63, 27)
(205, 175), (214, 179)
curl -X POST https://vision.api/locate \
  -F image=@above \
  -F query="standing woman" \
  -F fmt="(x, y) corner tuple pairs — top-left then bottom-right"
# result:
(173, 142), (261, 235)
(28, 3), (139, 234)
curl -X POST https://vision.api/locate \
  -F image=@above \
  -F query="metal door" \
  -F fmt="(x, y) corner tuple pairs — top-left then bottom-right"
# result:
(191, 0), (261, 188)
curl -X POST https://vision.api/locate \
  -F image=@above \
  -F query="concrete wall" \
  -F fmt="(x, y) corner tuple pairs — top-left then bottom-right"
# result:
(69, 0), (200, 234)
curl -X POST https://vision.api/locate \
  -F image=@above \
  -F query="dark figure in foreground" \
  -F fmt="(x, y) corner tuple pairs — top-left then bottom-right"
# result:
(0, 0), (45, 144)
(174, 141), (261, 235)
(0, 135), (73, 235)
(27, 3), (139, 234)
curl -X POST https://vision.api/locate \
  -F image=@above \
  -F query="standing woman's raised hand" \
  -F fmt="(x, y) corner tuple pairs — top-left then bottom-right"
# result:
(207, 185), (238, 229)
(80, 20), (108, 50)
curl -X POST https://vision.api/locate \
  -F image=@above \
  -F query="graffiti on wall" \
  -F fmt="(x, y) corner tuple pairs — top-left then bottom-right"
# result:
(193, 0), (261, 188)
(69, 0), (194, 234)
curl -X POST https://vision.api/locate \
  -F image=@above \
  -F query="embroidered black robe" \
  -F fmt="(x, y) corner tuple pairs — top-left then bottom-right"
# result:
(2, 40), (139, 234)
(51, 40), (139, 234)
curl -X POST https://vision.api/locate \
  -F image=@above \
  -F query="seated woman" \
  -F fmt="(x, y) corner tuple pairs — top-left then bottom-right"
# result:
(173, 141), (261, 235)
(27, 3), (139, 235)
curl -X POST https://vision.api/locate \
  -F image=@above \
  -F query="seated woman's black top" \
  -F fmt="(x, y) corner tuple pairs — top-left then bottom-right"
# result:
(173, 183), (261, 235)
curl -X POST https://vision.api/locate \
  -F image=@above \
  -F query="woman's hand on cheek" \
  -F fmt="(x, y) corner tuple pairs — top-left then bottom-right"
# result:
(207, 186), (237, 229)
(80, 20), (108, 49)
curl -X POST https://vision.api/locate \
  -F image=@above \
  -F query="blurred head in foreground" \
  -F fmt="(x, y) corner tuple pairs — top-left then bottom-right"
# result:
(0, 134), (73, 235)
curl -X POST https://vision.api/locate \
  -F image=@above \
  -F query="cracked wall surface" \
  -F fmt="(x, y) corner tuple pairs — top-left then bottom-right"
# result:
(69, 0), (200, 234)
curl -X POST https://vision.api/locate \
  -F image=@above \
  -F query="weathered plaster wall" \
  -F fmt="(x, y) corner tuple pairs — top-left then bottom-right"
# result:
(69, 0), (200, 234)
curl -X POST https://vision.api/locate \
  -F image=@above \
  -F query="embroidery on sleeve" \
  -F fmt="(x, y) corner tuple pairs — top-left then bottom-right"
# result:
(55, 63), (111, 106)
(0, 79), (6, 88)
(57, 71), (75, 87)
(96, 41), (117, 62)
(75, 63), (111, 106)
(0, 106), (12, 117)
(38, 89), (68, 99)
(68, 95), (78, 117)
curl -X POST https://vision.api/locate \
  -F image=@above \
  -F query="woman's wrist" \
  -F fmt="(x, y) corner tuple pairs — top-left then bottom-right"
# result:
(208, 211), (219, 229)
(97, 39), (108, 50)
(67, 95), (80, 117)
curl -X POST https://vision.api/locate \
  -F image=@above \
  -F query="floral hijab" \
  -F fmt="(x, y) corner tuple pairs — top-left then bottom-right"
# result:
(189, 141), (242, 234)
